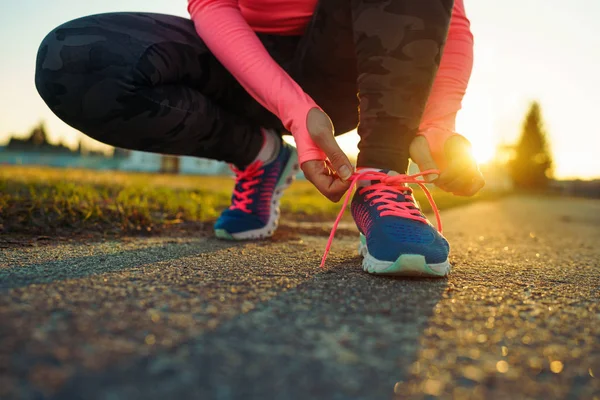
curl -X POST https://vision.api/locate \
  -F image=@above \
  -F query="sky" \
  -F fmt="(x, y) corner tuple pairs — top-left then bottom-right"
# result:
(1, 0), (599, 179)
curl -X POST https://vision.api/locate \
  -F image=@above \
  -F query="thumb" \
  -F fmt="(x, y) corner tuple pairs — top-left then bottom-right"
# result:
(316, 134), (353, 181)
(409, 136), (439, 182)
(307, 108), (354, 181)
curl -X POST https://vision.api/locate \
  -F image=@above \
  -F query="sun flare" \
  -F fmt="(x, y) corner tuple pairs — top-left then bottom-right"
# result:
(285, 120), (496, 166)
(470, 138), (495, 164)
(457, 100), (496, 165)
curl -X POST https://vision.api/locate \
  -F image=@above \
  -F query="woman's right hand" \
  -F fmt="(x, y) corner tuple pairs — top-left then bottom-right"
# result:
(301, 108), (354, 202)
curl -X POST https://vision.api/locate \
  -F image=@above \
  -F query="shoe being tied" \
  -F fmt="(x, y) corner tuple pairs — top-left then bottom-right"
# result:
(322, 169), (450, 277)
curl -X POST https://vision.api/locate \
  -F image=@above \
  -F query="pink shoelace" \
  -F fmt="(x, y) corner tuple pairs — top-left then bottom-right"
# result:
(320, 169), (443, 267)
(229, 161), (265, 213)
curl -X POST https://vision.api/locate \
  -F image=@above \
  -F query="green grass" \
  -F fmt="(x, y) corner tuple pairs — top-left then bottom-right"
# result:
(0, 166), (502, 236)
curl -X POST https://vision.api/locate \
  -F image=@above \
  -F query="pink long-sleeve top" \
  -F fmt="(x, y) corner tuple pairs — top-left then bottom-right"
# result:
(188, 0), (473, 165)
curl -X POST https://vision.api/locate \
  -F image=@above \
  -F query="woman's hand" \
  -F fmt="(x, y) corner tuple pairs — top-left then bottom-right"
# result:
(410, 132), (485, 196)
(301, 108), (354, 202)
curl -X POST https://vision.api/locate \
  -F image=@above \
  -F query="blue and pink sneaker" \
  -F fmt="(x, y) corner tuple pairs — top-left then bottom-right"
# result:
(321, 169), (451, 277)
(214, 141), (299, 240)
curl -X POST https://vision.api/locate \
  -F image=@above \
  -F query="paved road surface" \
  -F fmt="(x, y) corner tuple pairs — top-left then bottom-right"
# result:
(1, 196), (599, 399)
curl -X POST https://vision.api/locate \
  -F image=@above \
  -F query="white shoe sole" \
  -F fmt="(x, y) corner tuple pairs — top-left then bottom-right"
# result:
(214, 149), (300, 240)
(358, 234), (451, 277)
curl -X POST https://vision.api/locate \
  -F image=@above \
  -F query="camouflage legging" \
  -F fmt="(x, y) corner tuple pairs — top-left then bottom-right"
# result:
(35, 0), (453, 172)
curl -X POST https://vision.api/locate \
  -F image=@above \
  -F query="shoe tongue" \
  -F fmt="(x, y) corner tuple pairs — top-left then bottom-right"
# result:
(357, 168), (402, 187)
(357, 168), (415, 203)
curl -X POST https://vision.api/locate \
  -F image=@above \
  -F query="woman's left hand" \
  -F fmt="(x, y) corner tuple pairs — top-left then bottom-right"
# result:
(410, 133), (485, 196)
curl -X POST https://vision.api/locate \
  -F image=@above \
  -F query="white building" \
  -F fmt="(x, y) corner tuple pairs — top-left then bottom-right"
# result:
(119, 151), (227, 175)
(119, 151), (162, 172)
(180, 156), (227, 175)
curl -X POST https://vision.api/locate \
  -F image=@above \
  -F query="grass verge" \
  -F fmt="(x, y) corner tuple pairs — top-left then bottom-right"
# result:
(0, 166), (503, 236)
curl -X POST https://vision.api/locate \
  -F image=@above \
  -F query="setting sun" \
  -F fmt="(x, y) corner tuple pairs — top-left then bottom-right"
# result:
(286, 120), (497, 166)
(457, 102), (496, 165)
(470, 140), (495, 164)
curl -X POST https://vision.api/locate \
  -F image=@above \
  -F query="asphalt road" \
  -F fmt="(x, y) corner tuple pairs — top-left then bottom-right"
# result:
(1, 196), (599, 400)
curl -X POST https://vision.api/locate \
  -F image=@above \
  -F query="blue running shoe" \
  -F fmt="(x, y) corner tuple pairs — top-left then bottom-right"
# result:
(321, 169), (450, 277)
(351, 170), (450, 277)
(214, 140), (299, 240)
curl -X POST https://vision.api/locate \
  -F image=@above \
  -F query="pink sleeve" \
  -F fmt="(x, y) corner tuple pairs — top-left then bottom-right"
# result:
(187, 0), (326, 164)
(419, 0), (474, 166)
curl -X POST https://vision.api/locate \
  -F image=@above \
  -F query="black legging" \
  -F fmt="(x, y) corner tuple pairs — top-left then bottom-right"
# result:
(35, 1), (452, 171)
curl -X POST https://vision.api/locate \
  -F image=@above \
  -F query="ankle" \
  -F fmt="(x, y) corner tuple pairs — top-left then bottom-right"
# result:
(253, 128), (281, 166)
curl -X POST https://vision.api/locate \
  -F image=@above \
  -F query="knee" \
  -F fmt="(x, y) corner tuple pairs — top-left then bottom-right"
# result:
(35, 24), (68, 114)
(34, 16), (108, 118)
(34, 16), (133, 142)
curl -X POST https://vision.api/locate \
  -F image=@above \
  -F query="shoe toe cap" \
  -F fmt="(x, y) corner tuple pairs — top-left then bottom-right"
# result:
(368, 219), (449, 263)
(214, 209), (266, 234)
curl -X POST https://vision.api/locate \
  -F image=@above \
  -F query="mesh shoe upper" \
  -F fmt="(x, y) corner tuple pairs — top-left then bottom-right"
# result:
(214, 142), (294, 234)
(351, 179), (449, 264)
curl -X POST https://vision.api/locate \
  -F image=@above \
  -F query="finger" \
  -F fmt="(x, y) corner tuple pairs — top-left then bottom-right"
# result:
(325, 164), (334, 177)
(324, 160), (352, 199)
(409, 136), (439, 182)
(312, 173), (350, 202)
(439, 136), (476, 183)
(451, 178), (483, 197)
(464, 176), (486, 196)
(303, 161), (350, 202)
(324, 160), (336, 177)
(435, 159), (472, 187)
(311, 131), (353, 181)
(326, 178), (351, 202)
(302, 160), (329, 187)
(441, 170), (477, 195)
(445, 135), (474, 159)
(435, 158), (474, 186)
(441, 167), (483, 196)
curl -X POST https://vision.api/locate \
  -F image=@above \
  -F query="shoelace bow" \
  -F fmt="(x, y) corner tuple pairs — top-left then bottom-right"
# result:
(320, 169), (442, 267)
(229, 161), (265, 213)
